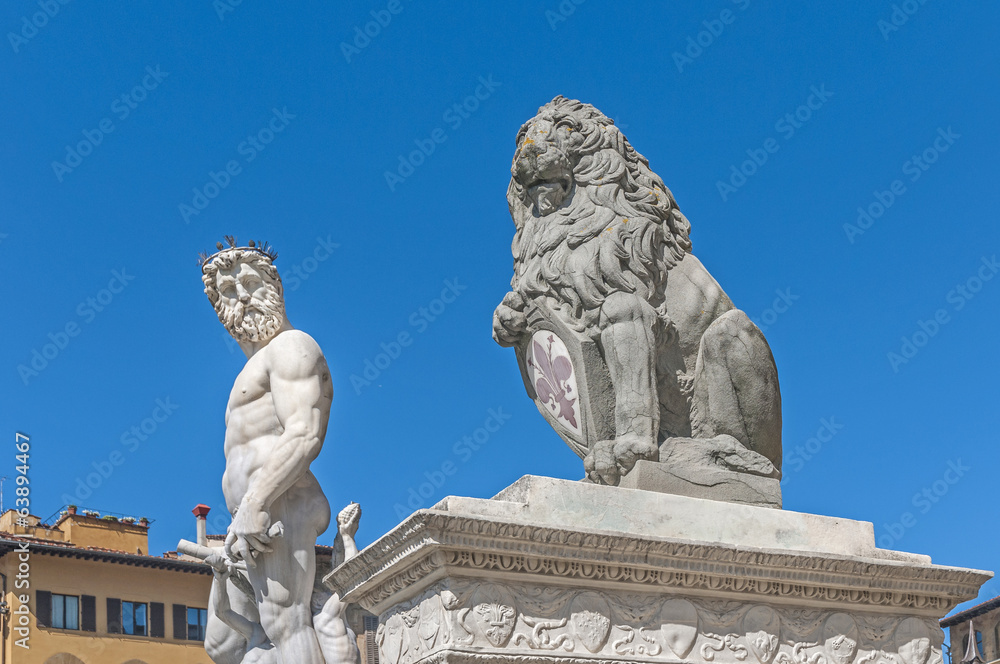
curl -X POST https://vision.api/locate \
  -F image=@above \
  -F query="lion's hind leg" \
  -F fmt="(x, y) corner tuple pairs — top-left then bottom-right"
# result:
(691, 309), (782, 470)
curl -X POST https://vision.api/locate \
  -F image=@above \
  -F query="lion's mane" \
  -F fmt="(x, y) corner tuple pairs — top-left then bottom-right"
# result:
(508, 96), (692, 324)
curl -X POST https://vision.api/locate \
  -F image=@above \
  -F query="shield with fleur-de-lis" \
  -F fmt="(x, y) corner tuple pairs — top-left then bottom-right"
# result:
(516, 298), (615, 461)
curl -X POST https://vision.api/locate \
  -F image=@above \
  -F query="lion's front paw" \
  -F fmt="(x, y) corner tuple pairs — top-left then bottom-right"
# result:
(492, 291), (528, 347)
(613, 435), (659, 475)
(585, 439), (621, 486)
(585, 435), (658, 486)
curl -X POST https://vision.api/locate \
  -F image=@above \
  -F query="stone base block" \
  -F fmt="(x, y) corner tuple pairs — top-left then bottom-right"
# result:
(617, 459), (781, 508)
(616, 436), (782, 508)
(325, 476), (990, 664)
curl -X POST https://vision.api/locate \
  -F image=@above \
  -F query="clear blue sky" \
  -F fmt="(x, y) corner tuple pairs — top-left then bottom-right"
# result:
(3, 1), (998, 617)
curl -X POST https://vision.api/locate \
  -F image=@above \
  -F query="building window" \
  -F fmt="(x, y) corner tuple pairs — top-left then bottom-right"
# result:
(51, 594), (80, 630)
(187, 607), (207, 641)
(364, 614), (380, 664)
(121, 601), (147, 636)
(174, 604), (207, 641)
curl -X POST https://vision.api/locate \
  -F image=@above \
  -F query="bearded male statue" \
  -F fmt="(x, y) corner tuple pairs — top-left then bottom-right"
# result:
(196, 237), (358, 664)
(492, 97), (783, 506)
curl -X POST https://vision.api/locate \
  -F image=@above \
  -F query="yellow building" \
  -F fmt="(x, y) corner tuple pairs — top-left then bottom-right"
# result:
(0, 505), (380, 664)
(0, 508), (212, 664)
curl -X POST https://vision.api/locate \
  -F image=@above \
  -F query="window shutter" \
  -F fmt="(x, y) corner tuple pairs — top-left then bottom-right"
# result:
(173, 604), (187, 640)
(35, 591), (52, 628)
(107, 598), (121, 634)
(364, 615), (380, 664)
(150, 602), (165, 638)
(81, 595), (96, 632)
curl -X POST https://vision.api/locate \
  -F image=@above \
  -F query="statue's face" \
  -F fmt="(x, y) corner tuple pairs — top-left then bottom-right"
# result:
(213, 260), (285, 343)
(512, 118), (574, 216)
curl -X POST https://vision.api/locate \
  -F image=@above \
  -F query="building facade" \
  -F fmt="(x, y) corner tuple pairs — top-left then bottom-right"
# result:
(0, 506), (379, 664)
(942, 596), (1000, 664)
(0, 508), (213, 664)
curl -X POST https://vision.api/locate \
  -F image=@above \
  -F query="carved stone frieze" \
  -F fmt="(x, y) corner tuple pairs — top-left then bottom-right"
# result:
(326, 477), (988, 664)
(372, 580), (946, 664)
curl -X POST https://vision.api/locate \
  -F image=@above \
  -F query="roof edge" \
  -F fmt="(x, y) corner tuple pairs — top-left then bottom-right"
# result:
(942, 596), (1000, 628)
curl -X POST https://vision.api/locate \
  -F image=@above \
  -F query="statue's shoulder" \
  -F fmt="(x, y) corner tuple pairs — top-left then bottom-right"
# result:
(266, 329), (327, 373)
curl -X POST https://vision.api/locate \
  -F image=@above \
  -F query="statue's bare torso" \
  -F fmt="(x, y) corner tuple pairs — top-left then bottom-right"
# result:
(221, 331), (332, 518)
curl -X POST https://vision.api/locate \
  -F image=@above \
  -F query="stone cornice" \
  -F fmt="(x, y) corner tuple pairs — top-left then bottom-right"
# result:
(324, 510), (988, 617)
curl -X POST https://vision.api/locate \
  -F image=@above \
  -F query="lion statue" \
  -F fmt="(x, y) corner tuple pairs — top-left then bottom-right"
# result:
(493, 96), (782, 494)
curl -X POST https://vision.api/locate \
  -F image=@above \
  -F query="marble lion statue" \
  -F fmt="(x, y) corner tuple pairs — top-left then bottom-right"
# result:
(492, 96), (782, 487)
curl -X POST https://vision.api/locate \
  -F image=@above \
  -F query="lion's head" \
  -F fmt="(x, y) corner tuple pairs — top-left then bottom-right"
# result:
(507, 96), (692, 318)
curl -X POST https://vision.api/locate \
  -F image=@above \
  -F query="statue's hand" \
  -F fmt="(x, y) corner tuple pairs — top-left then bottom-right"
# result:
(204, 552), (231, 577)
(493, 291), (528, 347)
(225, 504), (272, 567)
(337, 502), (361, 539)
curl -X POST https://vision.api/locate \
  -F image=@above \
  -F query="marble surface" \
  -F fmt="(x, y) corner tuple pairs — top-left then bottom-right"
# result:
(325, 476), (990, 664)
(492, 97), (782, 499)
(194, 241), (357, 664)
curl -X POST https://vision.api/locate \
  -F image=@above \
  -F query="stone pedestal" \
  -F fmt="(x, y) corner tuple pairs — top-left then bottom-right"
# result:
(324, 476), (990, 664)
(618, 437), (782, 509)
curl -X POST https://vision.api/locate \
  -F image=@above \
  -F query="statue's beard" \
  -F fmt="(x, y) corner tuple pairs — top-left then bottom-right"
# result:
(217, 287), (285, 343)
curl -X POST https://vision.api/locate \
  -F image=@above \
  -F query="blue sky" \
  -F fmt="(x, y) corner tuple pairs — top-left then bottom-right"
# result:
(3, 0), (999, 618)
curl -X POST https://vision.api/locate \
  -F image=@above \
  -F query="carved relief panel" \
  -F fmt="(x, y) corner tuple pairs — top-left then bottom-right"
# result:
(376, 581), (942, 664)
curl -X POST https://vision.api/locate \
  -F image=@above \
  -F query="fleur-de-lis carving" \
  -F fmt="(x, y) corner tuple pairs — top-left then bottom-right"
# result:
(528, 334), (578, 428)
(470, 585), (518, 647)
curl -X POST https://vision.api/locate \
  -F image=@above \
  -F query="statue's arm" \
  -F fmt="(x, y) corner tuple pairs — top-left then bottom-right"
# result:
(227, 331), (330, 565)
(245, 332), (330, 516)
(206, 554), (264, 643)
(210, 572), (257, 642)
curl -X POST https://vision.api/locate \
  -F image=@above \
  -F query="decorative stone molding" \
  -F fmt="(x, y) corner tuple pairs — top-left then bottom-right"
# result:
(372, 580), (945, 664)
(326, 508), (986, 618)
(324, 477), (988, 664)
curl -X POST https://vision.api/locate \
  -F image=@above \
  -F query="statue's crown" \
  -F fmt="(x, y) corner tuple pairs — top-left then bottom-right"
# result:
(198, 235), (278, 271)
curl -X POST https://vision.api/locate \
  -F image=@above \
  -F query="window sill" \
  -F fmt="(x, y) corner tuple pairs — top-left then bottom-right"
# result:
(40, 626), (206, 643)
